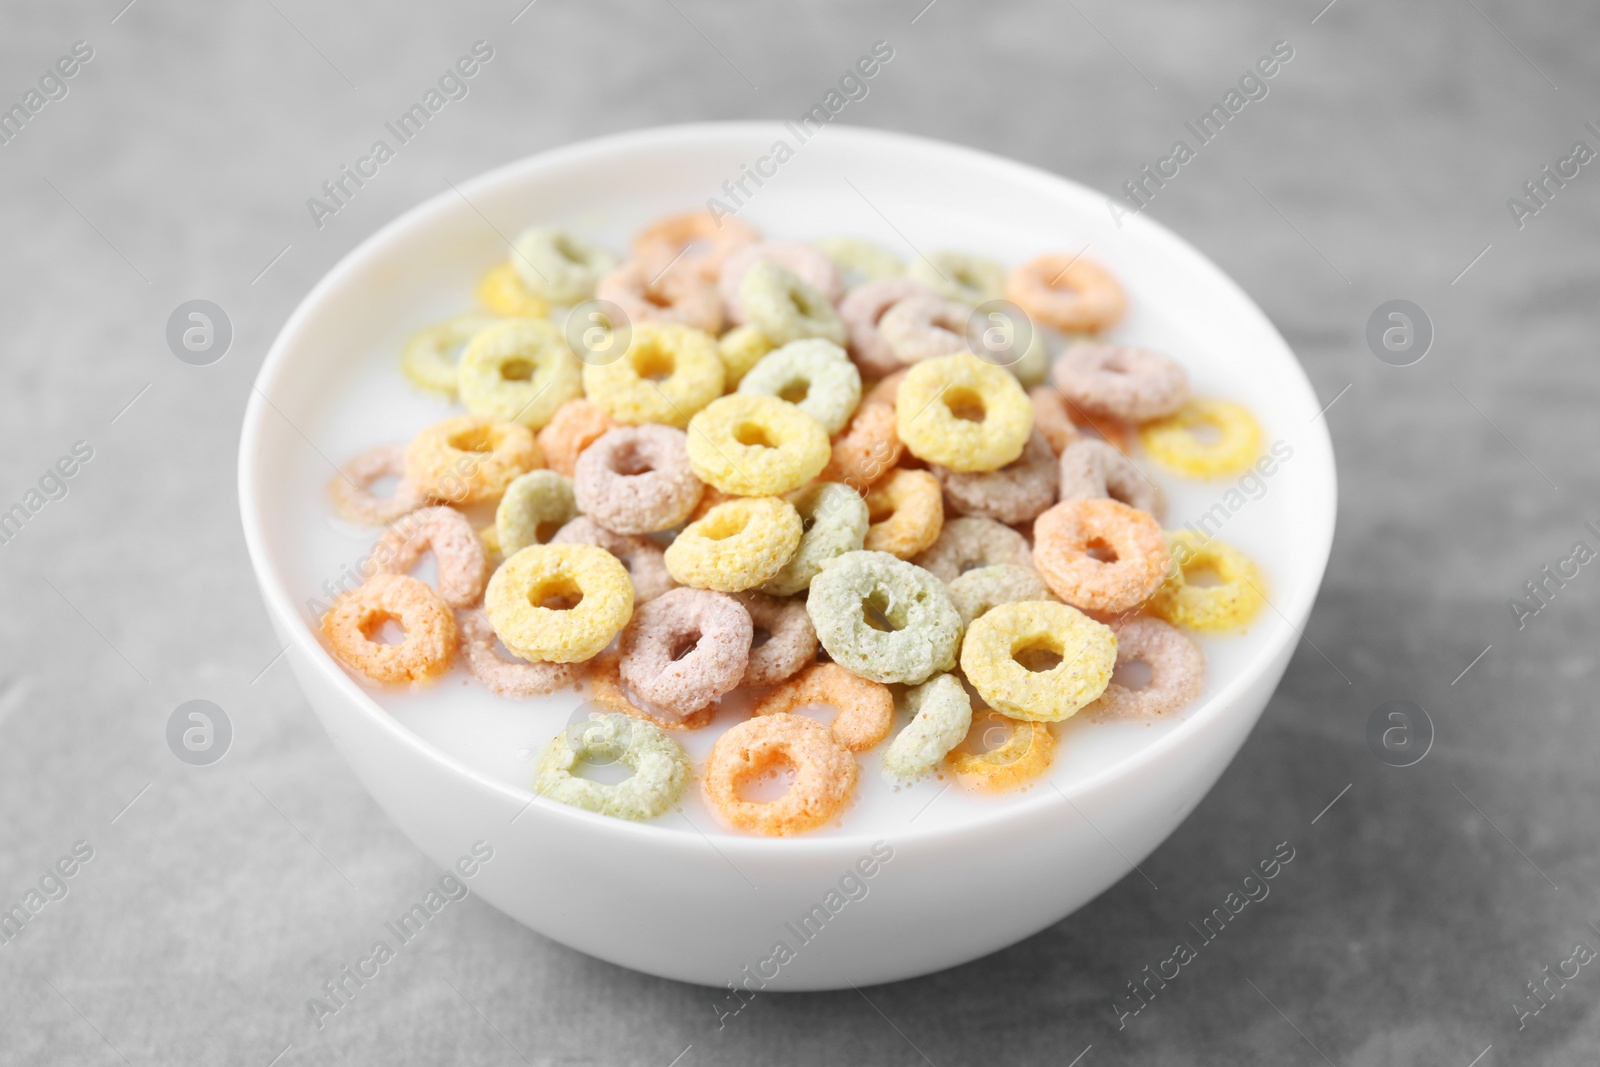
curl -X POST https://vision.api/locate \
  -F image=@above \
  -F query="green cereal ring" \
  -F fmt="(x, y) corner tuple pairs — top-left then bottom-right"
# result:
(1010, 330), (1050, 389)
(909, 249), (1006, 305)
(458, 318), (584, 429)
(883, 672), (972, 785)
(496, 470), (579, 557)
(717, 325), (777, 386)
(896, 352), (1034, 472)
(946, 564), (1052, 627)
(806, 550), (961, 685)
(664, 496), (803, 592)
(958, 599), (1115, 722)
(685, 394), (830, 496)
(759, 482), (869, 596)
(737, 339), (862, 435)
(534, 712), (689, 821)
(401, 312), (500, 396)
(816, 236), (905, 288)
(510, 226), (618, 304)
(582, 322), (724, 428)
(739, 261), (848, 346)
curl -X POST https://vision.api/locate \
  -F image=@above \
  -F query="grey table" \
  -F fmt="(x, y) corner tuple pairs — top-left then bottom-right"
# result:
(2, 1), (1595, 1063)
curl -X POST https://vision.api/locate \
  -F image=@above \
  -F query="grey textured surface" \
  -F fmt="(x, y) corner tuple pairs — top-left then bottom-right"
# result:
(2, 1), (1597, 1063)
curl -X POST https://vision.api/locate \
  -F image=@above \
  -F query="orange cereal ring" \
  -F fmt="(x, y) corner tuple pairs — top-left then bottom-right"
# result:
(1032, 498), (1169, 614)
(327, 443), (428, 526)
(483, 544), (634, 663)
(863, 368), (908, 409)
(585, 653), (717, 731)
(596, 259), (724, 335)
(1026, 386), (1084, 456)
(703, 713), (857, 836)
(864, 468), (943, 559)
(1005, 254), (1126, 333)
(322, 573), (456, 686)
(945, 709), (1057, 792)
(370, 505), (489, 609)
(819, 401), (902, 493)
(749, 662), (892, 752)
(404, 416), (541, 506)
(535, 398), (616, 477)
(632, 210), (760, 282)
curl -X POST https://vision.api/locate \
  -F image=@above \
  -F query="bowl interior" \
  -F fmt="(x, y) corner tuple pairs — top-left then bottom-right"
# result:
(240, 122), (1336, 847)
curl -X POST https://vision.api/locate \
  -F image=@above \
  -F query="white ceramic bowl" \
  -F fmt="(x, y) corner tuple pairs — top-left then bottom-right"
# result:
(239, 122), (1336, 990)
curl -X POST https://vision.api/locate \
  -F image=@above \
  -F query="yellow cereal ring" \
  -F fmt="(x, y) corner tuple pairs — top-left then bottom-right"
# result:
(663, 496), (802, 592)
(959, 600), (1116, 721)
(483, 543), (634, 663)
(457, 318), (583, 430)
(685, 394), (830, 497)
(864, 468), (943, 559)
(400, 313), (501, 397)
(476, 261), (549, 318)
(896, 352), (1033, 473)
(717, 325), (777, 387)
(1138, 398), (1262, 478)
(403, 416), (542, 505)
(581, 322), (724, 428)
(1148, 530), (1266, 632)
(945, 709), (1057, 793)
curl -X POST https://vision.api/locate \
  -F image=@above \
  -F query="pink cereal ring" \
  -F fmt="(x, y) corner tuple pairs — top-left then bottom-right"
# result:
(574, 425), (704, 535)
(456, 608), (582, 698)
(618, 587), (753, 719)
(1005, 254), (1126, 333)
(839, 279), (938, 378)
(1027, 385), (1084, 456)
(327, 444), (427, 526)
(734, 592), (818, 687)
(550, 516), (676, 603)
(1059, 438), (1164, 518)
(371, 505), (490, 609)
(1084, 616), (1204, 721)
(1051, 343), (1190, 422)
(720, 242), (842, 326)
(595, 259), (724, 336)
(633, 210), (761, 282)
(934, 428), (1058, 525)
(877, 293), (971, 365)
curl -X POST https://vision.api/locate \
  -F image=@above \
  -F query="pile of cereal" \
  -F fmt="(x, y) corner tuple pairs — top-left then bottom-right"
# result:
(321, 211), (1270, 836)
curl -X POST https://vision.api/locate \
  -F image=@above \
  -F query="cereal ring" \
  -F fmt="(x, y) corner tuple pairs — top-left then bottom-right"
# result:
(371, 505), (490, 609)
(685, 394), (830, 497)
(1051, 343), (1189, 423)
(719, 241), (842, 326)
(1005, 254), (1126, 333)
(535, 712), (690, 821)
(934, 428), (1058, 524)
(477, 261), (550, 318)
(750, 662), (892, 752)
(574, 425), (704, 535)
(1139, 399), (1263, 479)
(551, 517), (676, 603)
(535, 398), (616, 477)
(840, 279), (939, 378)
(1032, 499), (1169, 614)
(327, 444), (427, 526)
(496, 471), (579, 556)
(401, 313), (499, 396)
(896, 352), (1033, 473)
(909, 249), (1006, 305)
(1027, 385), (1085, 455)
(703, 713), (857, 836)
(959, 600), (1116, 721)
(758, 482), (869, 597)
(586, 653), (716, 731)
(483, 544), (634, 663)
(735, 592), (818, 686)
(618, 587), (752, 718)
(882, 672), (972, 785)
(1148, 531), (1265, 632)
(864, 469), (943, 559)
(456, 608), (582, 697)
(581, 322), (725, 429)
(1083, 616), (1205, 720)
(1059, 438), (1163, 517)
(404, 416), (542, 505)
(818, 401), (902, 494)
(945, 709), (1057, 793)
(596, 259), (724, 335)
(664, 497), (803, 592)
(806, 550), (961, 685)
(457, 318), (584, 430)
(877, 294), (970, 365)
(913, 516), (1033, 583)
(737, 339), (862, 435)
(946, 564), (1053, 627)
(632, 210), (760, 282)
(510, 227), (618, 304)
(815, 236), (904, 287)
(322, 573), (456, 686)
(738, 261), (848, 346)
(717, 325), (777, 387)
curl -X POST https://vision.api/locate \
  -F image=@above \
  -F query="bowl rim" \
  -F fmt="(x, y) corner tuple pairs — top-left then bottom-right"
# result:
(238, 120), (1338, 855)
